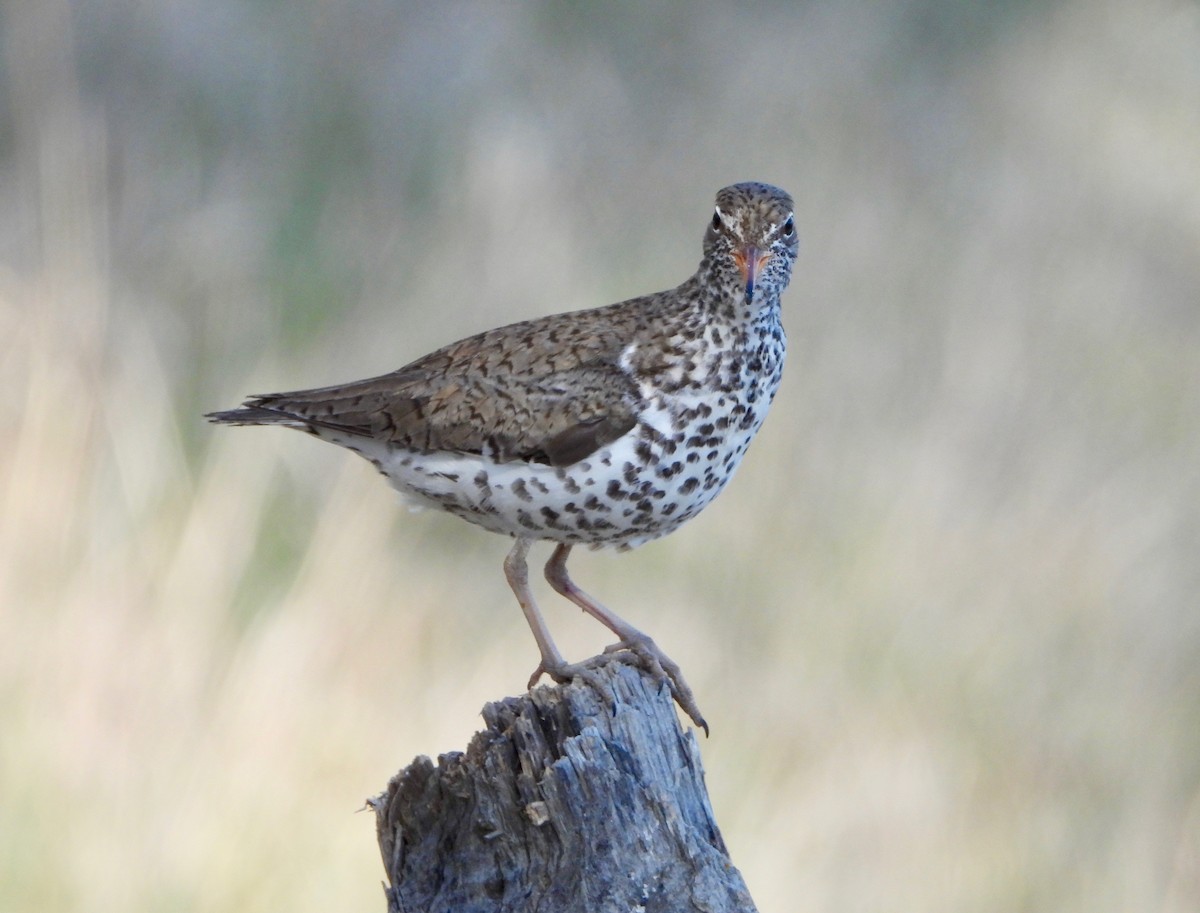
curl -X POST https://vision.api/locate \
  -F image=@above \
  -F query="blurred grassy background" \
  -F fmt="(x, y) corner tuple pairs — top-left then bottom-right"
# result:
(2, 0), (1198, 910)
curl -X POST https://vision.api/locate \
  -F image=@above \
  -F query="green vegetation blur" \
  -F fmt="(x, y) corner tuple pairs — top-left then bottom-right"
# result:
(2, 1), (1197, 911)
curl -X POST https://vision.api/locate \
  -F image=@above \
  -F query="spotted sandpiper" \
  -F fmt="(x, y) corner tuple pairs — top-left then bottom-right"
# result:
(209, 182), (798, 732)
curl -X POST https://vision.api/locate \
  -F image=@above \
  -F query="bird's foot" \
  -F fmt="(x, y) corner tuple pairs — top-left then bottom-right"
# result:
(602, 636), (708, 736)
(528, 641), (708, 736)
(528, 657), (616, 716)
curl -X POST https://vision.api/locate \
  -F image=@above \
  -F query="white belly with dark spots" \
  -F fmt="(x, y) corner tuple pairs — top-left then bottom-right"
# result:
(348, 407), (757, 549)
(321, 328), (783, 548)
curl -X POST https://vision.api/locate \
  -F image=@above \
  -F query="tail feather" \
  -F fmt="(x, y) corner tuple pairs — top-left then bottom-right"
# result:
(205, 404), (305, 427)
(206, 402), (378, 441)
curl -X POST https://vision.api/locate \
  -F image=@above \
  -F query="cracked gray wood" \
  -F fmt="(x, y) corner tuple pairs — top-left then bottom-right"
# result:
(370, 660), (757, 913)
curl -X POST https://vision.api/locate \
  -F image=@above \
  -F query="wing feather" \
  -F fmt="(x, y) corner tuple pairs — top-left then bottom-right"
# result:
(211, 303), (649, 467)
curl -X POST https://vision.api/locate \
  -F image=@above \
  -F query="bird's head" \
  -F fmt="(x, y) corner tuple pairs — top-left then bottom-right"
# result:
(704, 182), (798, 307)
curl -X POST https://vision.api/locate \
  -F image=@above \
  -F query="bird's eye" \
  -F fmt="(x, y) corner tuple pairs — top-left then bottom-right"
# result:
(781, 216), (795, 238)
(711, 209), (723, 230)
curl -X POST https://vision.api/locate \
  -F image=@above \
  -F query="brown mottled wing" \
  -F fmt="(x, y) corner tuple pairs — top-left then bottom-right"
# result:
(214, 307), (645, 468)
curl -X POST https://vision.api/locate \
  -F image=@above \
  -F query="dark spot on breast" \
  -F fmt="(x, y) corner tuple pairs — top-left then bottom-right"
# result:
(643, 424), (668, 444)
(511, 479), (533, 502)
(584, 495), (609, 513)
(680, 478), (700, 495)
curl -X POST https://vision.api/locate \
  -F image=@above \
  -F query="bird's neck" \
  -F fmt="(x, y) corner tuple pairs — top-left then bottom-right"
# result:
(686, 263), (781, 330)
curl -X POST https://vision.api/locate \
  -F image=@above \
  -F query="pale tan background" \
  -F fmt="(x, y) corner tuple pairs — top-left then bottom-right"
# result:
(2, 1), (1198, 911)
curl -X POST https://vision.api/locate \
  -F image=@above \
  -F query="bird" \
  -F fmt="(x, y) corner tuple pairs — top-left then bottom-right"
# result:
(208, 181), (798, 733)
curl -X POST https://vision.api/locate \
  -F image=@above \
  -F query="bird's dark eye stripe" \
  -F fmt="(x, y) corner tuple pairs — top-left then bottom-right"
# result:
(711, 209), (723, 230)
(781, 216), (795, 236)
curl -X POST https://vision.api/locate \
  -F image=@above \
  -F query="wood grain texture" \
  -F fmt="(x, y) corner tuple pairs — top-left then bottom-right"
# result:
(370, 660), (757, 913)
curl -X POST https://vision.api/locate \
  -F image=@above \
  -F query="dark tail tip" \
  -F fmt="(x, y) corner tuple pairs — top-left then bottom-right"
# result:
(205, 405), (291, 426)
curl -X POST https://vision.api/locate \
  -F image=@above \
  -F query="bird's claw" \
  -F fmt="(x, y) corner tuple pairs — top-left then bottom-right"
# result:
(528, 640), (709, 736)
(604, 636), (709, 736)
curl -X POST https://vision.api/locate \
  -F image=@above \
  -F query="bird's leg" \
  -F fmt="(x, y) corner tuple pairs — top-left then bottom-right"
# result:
(503, 537), (569, 688)
(544, 543), (708, 734)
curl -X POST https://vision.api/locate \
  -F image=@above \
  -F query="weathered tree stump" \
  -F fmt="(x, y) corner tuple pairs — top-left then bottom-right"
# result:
(370, 659), (757, 913)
